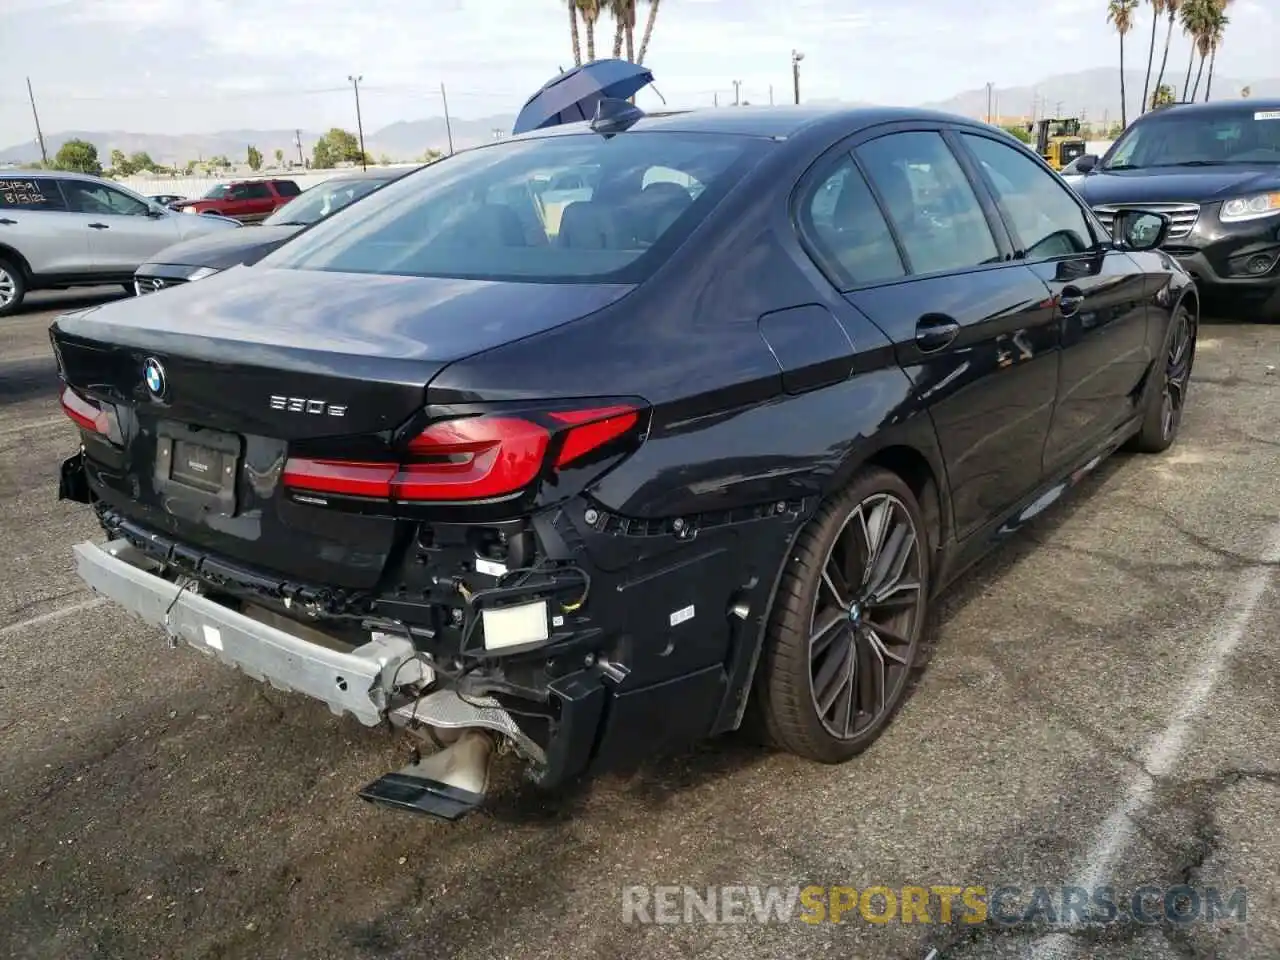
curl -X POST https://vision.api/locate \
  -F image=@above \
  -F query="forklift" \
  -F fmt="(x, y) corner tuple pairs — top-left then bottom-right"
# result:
(1028, 117), (1087, 170)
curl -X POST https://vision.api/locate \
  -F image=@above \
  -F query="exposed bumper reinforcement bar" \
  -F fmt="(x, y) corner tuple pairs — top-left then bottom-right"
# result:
(73, 539), (417, 726)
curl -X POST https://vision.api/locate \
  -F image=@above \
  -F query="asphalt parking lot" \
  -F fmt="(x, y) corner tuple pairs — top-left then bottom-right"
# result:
(3, 290), (1279, 960)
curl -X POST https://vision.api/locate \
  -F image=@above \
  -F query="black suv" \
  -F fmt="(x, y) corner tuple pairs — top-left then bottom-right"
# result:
(1073, 99), (1280, 319)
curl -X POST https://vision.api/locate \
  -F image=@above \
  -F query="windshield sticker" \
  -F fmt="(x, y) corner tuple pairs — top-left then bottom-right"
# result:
(1255, 111), (1280, 121)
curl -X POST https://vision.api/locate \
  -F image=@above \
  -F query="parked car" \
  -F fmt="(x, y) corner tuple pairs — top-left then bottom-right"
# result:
(0, 171), (238, 316)
(1070, 99), (1280, 320)
(169, 178), (301, 222)
(134, 167), (420, 294)
(53, 104), (1196, 820)
(148, 194), (187, 209)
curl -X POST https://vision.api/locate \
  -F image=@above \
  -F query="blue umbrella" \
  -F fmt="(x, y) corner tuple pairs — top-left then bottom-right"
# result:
(513, 59), (655, 135)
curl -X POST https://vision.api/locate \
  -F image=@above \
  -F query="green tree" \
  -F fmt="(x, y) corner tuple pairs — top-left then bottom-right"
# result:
(421, 148), (444, 163)
(1150, 83), (1175, 107)
(274, 148), (284, 167)
(109, 148), (134, 176)
(636, 0), (660, 64)
(247, 144), (263, 171)
(183, 160), (197, 176)
(1180, 0), (1213, 100)
(325, 128), (363, 162)
(313, 138), (335, 169)
(567, 0), (583, 66)
(1108, 0), (1139, 129)
(1201, 0), (1231, 100)
(609, 0), (637, 60)
(1151, 0), (1181, 110)
(129, 151), (156, 172)
(53, 139), (102, 176)
(1140, 0), (1165, 116)
(1002, 125), (1033, 143)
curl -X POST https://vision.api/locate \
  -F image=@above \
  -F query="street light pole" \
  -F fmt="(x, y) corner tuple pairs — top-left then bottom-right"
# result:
(26, 77), (48, 166)
(732, 80), (741, 106)
(986, 82), (993, 124)
(348, 74), (367, 171)
(791, 50), (804, 105)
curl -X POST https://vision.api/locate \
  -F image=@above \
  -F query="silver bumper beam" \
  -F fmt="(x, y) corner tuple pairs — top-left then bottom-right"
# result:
(73, 539), (416, 726)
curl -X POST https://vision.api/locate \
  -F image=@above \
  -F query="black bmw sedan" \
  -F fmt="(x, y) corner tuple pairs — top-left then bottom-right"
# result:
(53, 104), (1197, 819)
(1071, 99), (1280, 320)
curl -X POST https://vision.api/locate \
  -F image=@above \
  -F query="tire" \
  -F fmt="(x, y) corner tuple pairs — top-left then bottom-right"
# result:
(0, 258), (26, 317)
(1127, 302), (1196, 454)
(750, 466), (934, 763)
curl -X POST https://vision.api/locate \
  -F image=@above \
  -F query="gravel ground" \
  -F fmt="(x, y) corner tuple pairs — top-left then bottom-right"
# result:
(2, 289), (1279, 960)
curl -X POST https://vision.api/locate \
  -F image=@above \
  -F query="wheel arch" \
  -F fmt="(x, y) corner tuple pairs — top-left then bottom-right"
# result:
(0, 243), (33, 279)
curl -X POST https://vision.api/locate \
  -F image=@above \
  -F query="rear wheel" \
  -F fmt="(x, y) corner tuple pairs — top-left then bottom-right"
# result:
(0, 259), (26, 317)
(1128, 303), (1195, 454)
(752, 467), (932, 763)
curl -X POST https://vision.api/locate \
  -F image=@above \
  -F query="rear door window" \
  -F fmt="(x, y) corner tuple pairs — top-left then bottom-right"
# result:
(274, 180), (301, 197)
(62, 181), (150, 216)
(796, 155), (905, 288)
(854, 132), (1000, 276)
(0, 177), (68, 211)
(262, 132), (766, 283)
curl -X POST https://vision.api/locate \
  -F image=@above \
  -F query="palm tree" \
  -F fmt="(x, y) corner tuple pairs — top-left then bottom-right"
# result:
(1180, 0), (1213, 100)
(1141, 0), (1165, 115)
(1152, 0), (1180, 108)
(567, 0), (583, 67)
(636, 0), (661, 65)
(1202, 0), (1231, 101)
(609, 0), (637, 60)
(1107, 0), (1139, 128)
(577, 0), (602, 61)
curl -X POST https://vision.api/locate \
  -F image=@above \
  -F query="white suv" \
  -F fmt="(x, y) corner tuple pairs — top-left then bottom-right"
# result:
(0, 171), (239, 316)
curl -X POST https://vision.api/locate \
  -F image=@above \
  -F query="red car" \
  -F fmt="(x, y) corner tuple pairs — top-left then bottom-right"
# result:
(171, 179), (301, 223)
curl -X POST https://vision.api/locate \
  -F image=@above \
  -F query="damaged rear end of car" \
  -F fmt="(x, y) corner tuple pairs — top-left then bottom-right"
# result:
(52, 123), (777, 820)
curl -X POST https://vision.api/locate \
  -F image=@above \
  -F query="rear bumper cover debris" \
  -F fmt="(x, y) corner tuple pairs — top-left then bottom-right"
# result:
(74, 538), (416, 726)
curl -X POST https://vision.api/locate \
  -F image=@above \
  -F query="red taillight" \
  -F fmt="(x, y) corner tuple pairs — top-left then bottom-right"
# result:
(549, 405), (640, 467)
(60, 387), (109, 436)
(282, 403), (642, 504)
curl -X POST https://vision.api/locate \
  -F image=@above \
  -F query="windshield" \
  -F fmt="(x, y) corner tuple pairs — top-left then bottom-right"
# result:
(260, 131), (767, 283)
(263, 177), (391, 226)
(1104, 109), (1280, 169)
(202, 184), (228, 200)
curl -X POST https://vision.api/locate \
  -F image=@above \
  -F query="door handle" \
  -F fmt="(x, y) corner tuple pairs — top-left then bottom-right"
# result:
(914, 313), (961, 353)
(1058, 285), (1085, 317)
(87, 222), (110, 230)
(0, 217), (16, 226)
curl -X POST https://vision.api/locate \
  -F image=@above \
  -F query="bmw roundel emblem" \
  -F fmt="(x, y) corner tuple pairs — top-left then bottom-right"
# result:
(142, 357), (167, 398)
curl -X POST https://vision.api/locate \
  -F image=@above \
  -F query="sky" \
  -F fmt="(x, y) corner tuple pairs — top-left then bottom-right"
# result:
(1, 0), (1276, 147)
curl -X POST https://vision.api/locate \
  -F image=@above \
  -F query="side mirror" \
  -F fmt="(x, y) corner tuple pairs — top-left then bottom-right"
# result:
(1075, 154), (1099, 174)
(1113, 209), (1169, 252)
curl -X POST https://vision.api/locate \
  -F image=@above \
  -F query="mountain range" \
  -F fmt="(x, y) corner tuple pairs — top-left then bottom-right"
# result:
(3, 68), (1278, 166)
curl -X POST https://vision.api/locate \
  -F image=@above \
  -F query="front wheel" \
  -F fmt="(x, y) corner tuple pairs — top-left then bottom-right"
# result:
(751, 467), (933, 763)
(1128, 303), (1196, 454)
(0, 259), (26, 317)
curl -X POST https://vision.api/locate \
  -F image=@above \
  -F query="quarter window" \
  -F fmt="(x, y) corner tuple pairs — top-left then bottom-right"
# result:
(798, 155), (904, 288)
(855, 132), (1000, 275)
(961, 133), (1094, 259)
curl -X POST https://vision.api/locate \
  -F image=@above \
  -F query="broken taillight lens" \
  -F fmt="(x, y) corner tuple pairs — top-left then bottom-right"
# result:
(282, 403), (644, 504)
(59, 386), (110, 436)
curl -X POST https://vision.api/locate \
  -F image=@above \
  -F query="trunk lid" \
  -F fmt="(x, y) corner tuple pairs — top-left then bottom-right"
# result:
(53, 266), (633, 589)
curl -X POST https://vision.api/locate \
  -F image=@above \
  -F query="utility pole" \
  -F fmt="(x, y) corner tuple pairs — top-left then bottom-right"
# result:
(26, 77), (48, 166)
(791, 50), (804, 105)
(714, 91), (718, 107)
(1055, 100), (1064, 117)
(440, 82), (455, 155)
(985, 82), (993, 124)
(347, 74), (366, 171)
(769, 84), (774, 105)
(732, 80), (741, 106)
(294, 130), (304, 167)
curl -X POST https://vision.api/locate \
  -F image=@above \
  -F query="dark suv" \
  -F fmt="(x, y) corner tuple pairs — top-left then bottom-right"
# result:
(1072, 100), (1280, 319)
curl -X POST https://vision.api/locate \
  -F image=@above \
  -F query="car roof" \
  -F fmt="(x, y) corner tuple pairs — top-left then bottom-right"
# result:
(511, 105), (991, 142)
